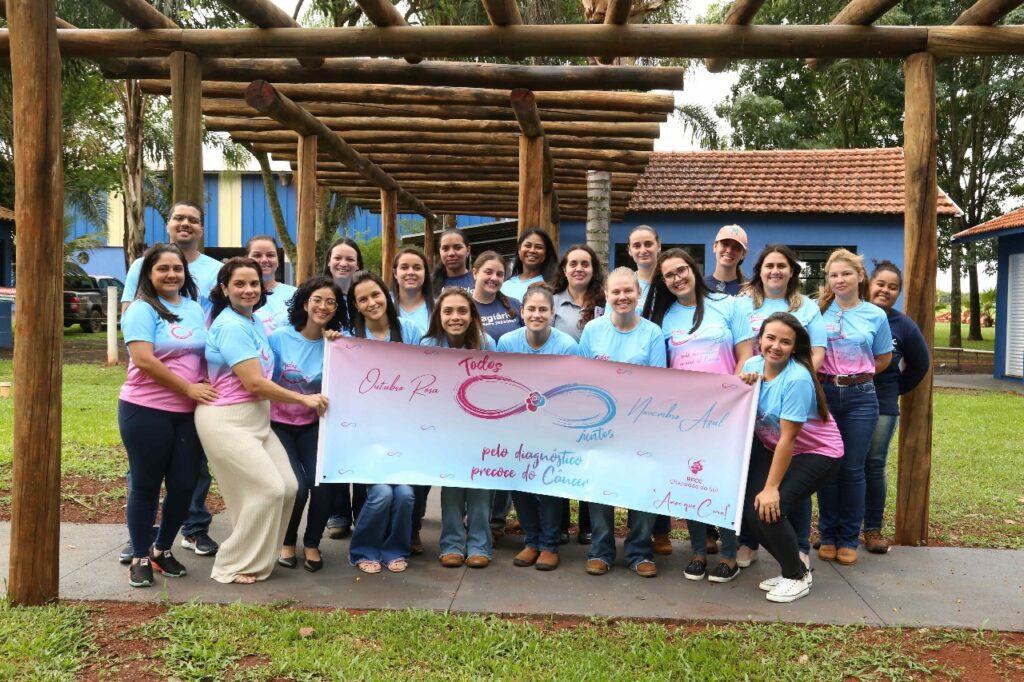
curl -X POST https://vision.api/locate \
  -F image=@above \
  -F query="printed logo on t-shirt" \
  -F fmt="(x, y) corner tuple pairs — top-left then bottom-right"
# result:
(169, 323), (194, 340)
(279, 362), (311, 387)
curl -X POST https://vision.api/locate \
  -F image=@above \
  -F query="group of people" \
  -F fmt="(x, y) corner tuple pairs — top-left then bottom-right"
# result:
(116, 201), (929, 605)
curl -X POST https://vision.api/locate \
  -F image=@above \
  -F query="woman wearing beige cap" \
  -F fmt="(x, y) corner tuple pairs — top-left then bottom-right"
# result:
(706, 224), (749, 296)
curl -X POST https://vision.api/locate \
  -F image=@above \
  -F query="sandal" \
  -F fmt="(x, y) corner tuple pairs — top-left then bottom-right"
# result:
(386, 558), (408, 573)
(357, 560), (382, 574)
(232, 574), (257, 584)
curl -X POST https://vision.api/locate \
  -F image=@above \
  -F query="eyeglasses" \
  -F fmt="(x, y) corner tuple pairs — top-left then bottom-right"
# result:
(170, 214), (201, 225)
(662, 265), (691, 283)
(310, 297), (338, 310)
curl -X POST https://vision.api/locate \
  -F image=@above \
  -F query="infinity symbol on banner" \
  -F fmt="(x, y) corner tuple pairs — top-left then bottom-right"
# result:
(455, 375), (616, 429)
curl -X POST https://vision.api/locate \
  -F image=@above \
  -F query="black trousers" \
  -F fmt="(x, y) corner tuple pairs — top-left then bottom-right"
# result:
(742, 439), (840, 579)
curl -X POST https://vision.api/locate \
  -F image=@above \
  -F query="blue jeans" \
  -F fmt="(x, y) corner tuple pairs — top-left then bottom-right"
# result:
(739, 497), (812, 555)
(349, 484), (414, 564)
(272, 422), (334, 549)
(687, 521), (738, 560)
(818, 381), (880, 549)
(440, 487), (493, 558)
(511, 491), (562, 553)
(588, 503), (655, 568)
(328, 484), (366, 528)
(864, 414), (898, 532)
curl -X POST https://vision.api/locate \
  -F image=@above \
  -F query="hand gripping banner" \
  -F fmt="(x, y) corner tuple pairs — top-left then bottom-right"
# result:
(316, 339), (760, 530)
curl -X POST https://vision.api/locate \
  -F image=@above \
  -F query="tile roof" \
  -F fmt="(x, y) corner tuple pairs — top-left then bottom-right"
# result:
(953, 206), (1024, 241)
(628, 148), (960, 216)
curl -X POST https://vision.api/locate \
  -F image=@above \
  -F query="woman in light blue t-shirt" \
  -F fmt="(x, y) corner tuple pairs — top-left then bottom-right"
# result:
(501, 228), (558, 301)
(389, 247), (433, 334)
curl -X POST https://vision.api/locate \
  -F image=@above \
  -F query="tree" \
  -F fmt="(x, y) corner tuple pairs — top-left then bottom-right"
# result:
(708, 0), (1024, 347)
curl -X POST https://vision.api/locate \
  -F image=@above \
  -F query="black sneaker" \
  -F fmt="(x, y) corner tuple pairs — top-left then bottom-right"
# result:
(181, 532), (219, 556)
(150, 548), (187, 578)
(327, 524), (351, 540)
(119, 540), (133, 565)
(707, 561), (741, 583)
(577, 531), (592, 545)
(558, 531), (570, 545)
(129, 558), (154, 588)
(683, 558), (707, 581)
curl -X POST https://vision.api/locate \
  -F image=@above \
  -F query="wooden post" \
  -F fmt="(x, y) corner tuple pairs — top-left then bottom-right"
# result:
(170, 51), (204, 210)
(380, 189), (398, 286)
(541, 189), (560, 251)
(517, 135), (545, 235)
(296, 134), (317, 284)
(586, 170), (611, 270)
(8, 0), (64, 606)
(423, 215), (438, 269)
(895, 52), (937, 547)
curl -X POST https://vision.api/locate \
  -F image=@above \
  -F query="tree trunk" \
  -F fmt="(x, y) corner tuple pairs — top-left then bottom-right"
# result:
(586, 170), (611, 270)
(966, 244), (983, 341)
(949, 240), (962, 348)
(121, 79), (147, 267)
(253, 149), (297, 263)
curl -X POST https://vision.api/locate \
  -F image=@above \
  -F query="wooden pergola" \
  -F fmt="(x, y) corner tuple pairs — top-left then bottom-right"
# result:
(6, 0), (1021, 605)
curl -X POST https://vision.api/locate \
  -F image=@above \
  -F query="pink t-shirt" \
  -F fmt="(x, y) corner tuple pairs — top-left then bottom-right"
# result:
(660, 296), (753, 375)
(205, 308), (275, 406)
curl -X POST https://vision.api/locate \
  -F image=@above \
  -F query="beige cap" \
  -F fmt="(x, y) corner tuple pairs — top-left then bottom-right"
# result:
(714, 224), (748, 252)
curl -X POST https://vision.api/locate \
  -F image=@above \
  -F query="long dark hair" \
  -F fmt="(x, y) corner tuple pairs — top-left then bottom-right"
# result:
(743, 243), (804, 310)
(350, 270), (404, 342)
(322, 238), (364, 330)
(430, 227), (471, 292)
(472, 250), (520, 322)
(425, 287), (488, 350)
(643, 248), (713, 334)
(552, 243), (605, 331)
(210, 257), (266, 320)
(287, 276), (345, 332)
(135, 243), (198, 323)
(390, 246), (434, 315)
(510, 228), (558, 283)
(759, 312), (830, 422)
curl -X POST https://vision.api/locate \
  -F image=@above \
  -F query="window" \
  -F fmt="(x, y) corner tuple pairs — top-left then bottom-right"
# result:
(614, 242), (705, 271)
(791, 246), (857, 297)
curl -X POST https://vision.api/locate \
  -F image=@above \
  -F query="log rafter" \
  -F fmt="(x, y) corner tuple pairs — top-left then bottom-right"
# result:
(218, 0), (323, 68)
(806, 0), (901, 70)
(705, 0), (766, 72)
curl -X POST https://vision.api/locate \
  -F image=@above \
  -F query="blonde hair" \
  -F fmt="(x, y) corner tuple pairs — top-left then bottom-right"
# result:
(606, 266), (639, 290)
(818, 249), (868, 313)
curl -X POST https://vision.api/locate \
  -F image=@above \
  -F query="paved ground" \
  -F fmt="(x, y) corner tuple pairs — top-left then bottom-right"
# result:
(935, 373), (1024, 394)
(2, 500), (1021, 630)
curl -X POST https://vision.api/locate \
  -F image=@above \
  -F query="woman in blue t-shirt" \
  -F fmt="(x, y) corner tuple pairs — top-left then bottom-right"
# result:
(347, 271), (421, 574)
(501, 228), (558, 301)
(471, 250), (523, 343)
(248, 234), (297, 335)
(430, 227), (475, 292)
(815, 249), (893, 566)
(420, 288), (495, 568)
(738, 312), (844, 603)
(269, 276), (345, 574)
(496, 284), (579, 572)
(389, 247), (433, 334)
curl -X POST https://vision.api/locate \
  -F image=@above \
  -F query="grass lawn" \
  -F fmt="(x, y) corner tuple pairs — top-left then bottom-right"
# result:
(3, 601), (1022, 680)
(933, 323), (995, 352)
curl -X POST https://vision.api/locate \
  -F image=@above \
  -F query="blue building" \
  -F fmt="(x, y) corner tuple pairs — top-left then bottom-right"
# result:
(954, 207), (1024, 384)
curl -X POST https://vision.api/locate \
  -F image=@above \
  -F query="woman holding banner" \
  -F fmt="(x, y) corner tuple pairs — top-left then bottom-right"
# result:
(738, 312), (844, 603)
(390, 247), (434, 333)
(816, 250), (892, 566)
(269, 276), (345, 574)
(496, 284), (579, 571)
(578, 268), (665, 578)
(643, 249), (754, 584)
(421, 288), (496, 568)
(346, 271), (421, 574)
(196, 258), (328, 584)
(734, 245), (827, 570)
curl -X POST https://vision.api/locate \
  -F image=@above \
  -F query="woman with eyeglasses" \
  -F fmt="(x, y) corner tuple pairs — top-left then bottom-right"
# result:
(815, 249), (892, 567)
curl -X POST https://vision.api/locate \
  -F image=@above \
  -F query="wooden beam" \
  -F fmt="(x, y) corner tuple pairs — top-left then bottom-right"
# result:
(206, 115), (662, 138)
(423, 215), (438, 269)
(322, 186), (633, 202)
(599, 0), (633, 65)
(45, 25), (939, 60)
(7, 0), (64, 606)
(482, 0), (523, 26)
(928, 26), (1024, 56)
(252, 141), (650, 164)
(314, 178), (639, 191)
(244, 79), (435, 220)
(296, 134), (317, 283)
(312, 167), (641, 182)
(806, 0), (900, 70)
(218, 0), (323, 69)
(0, 6), (128, 75)
(895, 52), (937, 548)
(353, 0), (421, 64)
(97, 0), (178, 28)
(225, 129), (653, 151)
(510, 88), (544, 138)
(955, 0), (1024, 25)
(705, 0), (766, 72)
(170, 52), (204, 210)
(381, 188), (399, 285)
(519, 135), (546, 235)
(265, 149), (648, 173)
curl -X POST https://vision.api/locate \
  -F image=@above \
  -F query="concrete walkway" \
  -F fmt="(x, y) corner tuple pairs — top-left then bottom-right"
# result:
(2, 507), (1021, 631)
(935, 373), (1024, 394)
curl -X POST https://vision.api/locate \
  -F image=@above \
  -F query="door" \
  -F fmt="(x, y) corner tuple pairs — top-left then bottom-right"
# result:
(1006, 251), (1024, 378)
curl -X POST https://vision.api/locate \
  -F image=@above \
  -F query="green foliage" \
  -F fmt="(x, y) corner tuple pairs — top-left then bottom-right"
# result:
(0, 601), (94, 679)
(359, 236), (383, 276)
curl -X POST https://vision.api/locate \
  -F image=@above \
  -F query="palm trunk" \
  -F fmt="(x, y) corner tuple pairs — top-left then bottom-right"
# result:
(966, 244), (983, 341)
(949, 240), (963, 348)
(121, 79), (146, 267)
(253, 149), (297, 264)
(586, 170), (611, 270)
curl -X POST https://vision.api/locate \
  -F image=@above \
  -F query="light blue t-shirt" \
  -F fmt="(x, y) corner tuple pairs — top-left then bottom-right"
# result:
(737, 295), (827, 351)
(354, 318), (424, 346)
(741, 356), (844, 458)
(660, 295), (753, 374)
(820, 300), (893, 377)
(500, 274), (544, 302)
(397, 301), (430, 334)
(420, 331), (495, 350)
(636, 276), (652, 314)
(268, 324), (323, 426)
(255, 283), (297, 335)
(496, 326), (579, 356)
(579, 315), (666, 368)
(119, 297), (207, 413)
(205, 308), (275, 406)
(122, 252), (223, 316)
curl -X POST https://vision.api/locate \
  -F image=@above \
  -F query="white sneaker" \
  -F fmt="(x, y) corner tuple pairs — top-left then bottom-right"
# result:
(737, 546), (759, 568)
(766, 575), (810, 603)
(759, 575), (783, 592)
